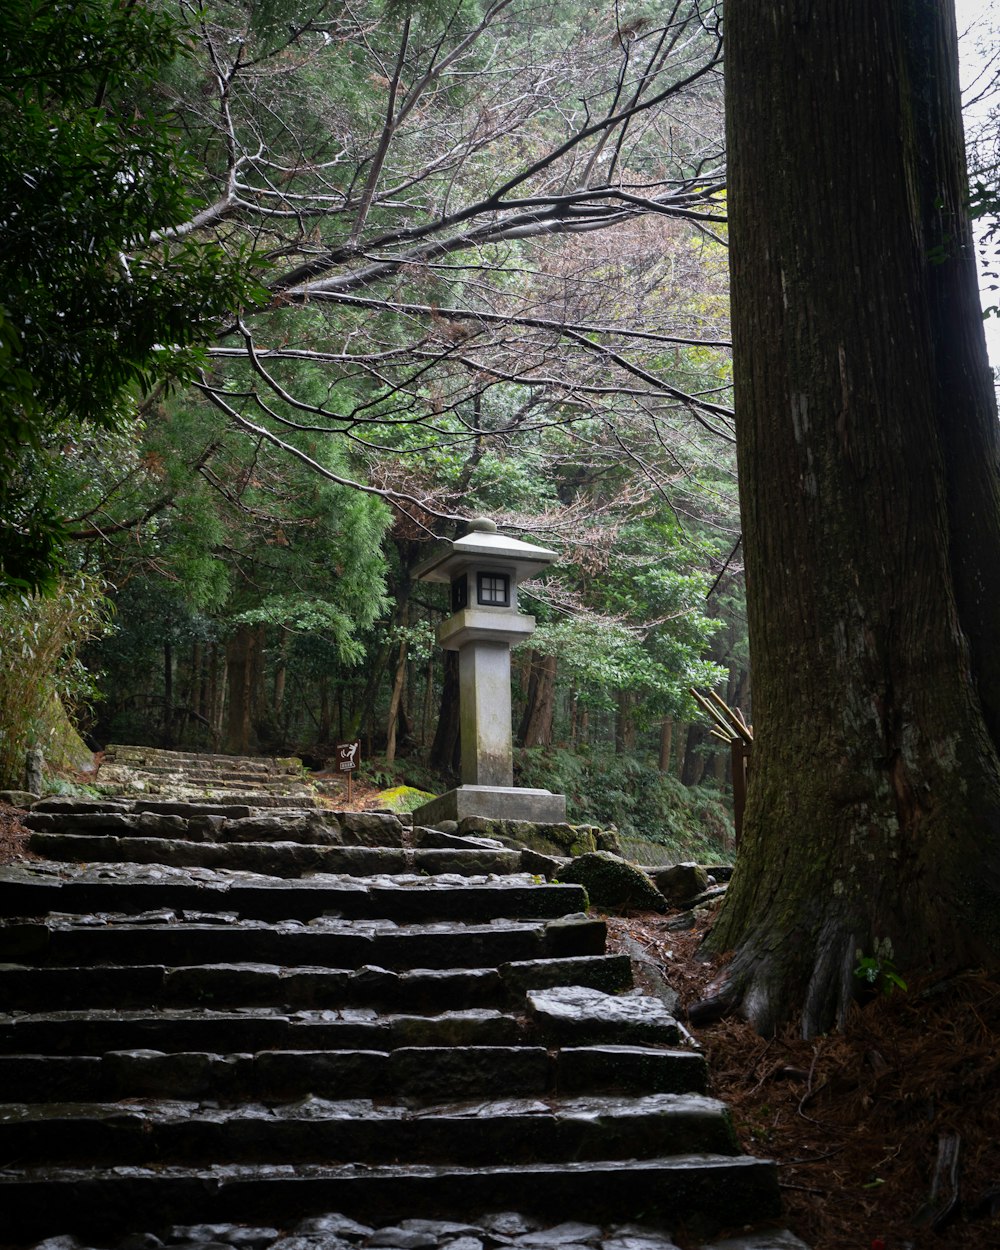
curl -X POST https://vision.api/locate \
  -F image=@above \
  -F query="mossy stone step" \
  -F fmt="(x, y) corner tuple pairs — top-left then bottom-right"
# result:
(26, 833), (527, 878)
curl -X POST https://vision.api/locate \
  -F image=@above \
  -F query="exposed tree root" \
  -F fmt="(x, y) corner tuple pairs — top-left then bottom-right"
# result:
(607, 910), (1000, 1249)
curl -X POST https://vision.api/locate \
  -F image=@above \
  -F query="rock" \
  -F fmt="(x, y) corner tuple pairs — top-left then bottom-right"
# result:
(700, 1233), (810, 1250)
(651, 862), (710, 906)
(594, 827), (623, 856)
(219, 1231), (281, 1249)
(360, 1229), (437, 1248)
(477, 1213), (540, 1237)
(412, 827), (506, 850)
(558, 852), (666, 913)
(293, 1214), (373, 1238)
(456, 817), (493, 837)
(457, 817), (598, 859)
(337, 810), (404, 843)
(0, 790), (38, 807)
(168, 1228), (238, 1244)
(24, 746), (45, 794)
(221, 812), (343, 845)
(519, 848), (565, 879)
(527, 985), (681, 1045)
(514, 1222), (602, 1245)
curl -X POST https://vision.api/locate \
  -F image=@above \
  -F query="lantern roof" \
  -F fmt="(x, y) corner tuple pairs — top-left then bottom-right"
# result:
(415, 518), (557, 585)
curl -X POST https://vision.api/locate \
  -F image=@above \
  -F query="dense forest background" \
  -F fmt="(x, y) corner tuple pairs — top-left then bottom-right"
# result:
(3, 0), (997, 853)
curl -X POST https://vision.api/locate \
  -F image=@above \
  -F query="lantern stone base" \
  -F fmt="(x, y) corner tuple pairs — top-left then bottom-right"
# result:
(412, 784), (567, 827)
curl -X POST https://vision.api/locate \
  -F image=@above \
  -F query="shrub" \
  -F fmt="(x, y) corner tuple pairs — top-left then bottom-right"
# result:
(514, 745), (733, 862)
(0, 575), (109, 788)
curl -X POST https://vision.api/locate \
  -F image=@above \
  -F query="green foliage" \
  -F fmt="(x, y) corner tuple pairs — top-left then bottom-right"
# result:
(515, 746), (733, 859)
(0, 0), (264, 594)
(0, 574), (109, 787)
(854, 945), (907, 997)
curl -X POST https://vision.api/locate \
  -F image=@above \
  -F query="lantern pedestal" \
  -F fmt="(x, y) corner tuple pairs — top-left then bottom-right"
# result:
(412, 783), (566, 826)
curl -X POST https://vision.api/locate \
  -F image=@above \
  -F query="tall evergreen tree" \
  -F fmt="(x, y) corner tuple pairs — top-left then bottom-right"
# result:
(701, 0), (1000, 1037)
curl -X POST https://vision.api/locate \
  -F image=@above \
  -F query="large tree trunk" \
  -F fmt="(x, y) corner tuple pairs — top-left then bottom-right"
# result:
(385, 608), (409, 763)
(223, 626), (263, 755)
(429, 650), (461, 775)
(706, 0), (1000, 1038)
(518, 652), (557, 747)
(681, 722), (708, 786)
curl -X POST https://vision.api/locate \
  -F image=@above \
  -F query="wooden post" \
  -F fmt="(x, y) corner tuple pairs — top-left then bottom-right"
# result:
(731, 737), (751, 846)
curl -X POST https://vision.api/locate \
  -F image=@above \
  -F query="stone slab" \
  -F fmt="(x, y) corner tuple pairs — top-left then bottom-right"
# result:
(0, 1156), (781, 1241)
(527, 987), (681, 1046)
(412, 788), (566, 826)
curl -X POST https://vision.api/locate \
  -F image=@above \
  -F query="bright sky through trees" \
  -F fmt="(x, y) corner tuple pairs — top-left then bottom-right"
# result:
(957, 0), (1000, 362)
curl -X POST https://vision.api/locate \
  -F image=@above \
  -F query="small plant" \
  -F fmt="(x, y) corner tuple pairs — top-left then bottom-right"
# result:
(854, 941), (907, 996)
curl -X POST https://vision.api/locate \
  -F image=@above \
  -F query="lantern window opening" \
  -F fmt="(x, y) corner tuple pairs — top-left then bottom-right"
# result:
(451, 573), (469, 613)
(477, 571), (511, 607)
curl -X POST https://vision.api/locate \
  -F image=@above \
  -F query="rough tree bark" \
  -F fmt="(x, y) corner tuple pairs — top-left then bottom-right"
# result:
(703, 0), (1000, 1038)
(518, 652), (557, 748)
(223, 626), (263, 754)
(429, 650), (461, 775)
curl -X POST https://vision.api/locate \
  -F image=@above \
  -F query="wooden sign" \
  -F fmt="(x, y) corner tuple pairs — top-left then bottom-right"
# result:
(334, 741), (361, 803)
(335, 741), (361, 772)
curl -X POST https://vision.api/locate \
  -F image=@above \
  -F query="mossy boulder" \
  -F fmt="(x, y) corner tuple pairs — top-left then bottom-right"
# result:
(558, 851), (667, 913)
(652, 862), (711, 905)
(595, 826), (623, 856)
(376, 784), (437, 814)
(457, 816), (599, 858)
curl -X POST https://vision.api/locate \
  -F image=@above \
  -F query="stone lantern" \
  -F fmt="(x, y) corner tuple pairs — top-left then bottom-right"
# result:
(411, 518), (566, 825)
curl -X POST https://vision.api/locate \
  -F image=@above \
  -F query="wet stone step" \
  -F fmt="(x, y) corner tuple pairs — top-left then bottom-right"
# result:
(0, 1155), (782, 1242)
(0, 1008), (530, 1055)
(22, 812), (407, 849)
(25, 835), (526, 879)
(3, 911), (608, 961)
(1, 914), (608, 970)
(0, 1044), (708, 1104)
(13, 1212), (810, 1250)
(0, 952), (629, 1011)
(104, 746), (298, 767)
(528, 986), (683, 1046)
(0, 1092), (739, 1168)
(0, 869), (590, 922)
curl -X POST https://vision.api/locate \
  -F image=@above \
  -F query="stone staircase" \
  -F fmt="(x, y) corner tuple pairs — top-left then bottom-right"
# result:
(96, 745), (317, 805)
(0, 788), (802, 1250)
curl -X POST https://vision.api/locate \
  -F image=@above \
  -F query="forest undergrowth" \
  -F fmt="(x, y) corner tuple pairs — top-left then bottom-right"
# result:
(606, 911), (1000, 1250)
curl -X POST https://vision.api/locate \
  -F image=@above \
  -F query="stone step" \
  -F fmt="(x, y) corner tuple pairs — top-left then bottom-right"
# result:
(0, 952), (629, 1011)
(104, 747), (303, 774)
(24, 833), (523, 877)
(23, 810), (404, 847)
(0, 1091), (738, 1168)
(0, 987), (683, 1055)
(0, 776), (790, 1246)
(2, 912), (607, 966)
(0, 1044), (708, 1103)
(0, 1155), (782, 1243)
(0, 1007), (530, 1055)
(0, 867), (588, 922)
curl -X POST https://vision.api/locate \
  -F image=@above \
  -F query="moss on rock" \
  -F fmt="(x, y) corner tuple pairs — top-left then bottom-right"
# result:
(558, 851), (667, 913)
